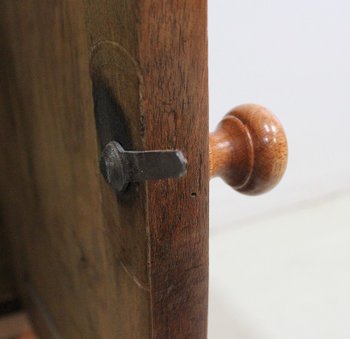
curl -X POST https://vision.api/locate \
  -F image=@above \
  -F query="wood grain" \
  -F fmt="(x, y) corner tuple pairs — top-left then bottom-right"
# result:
(0, 312), (35, 339)
(139, 2), (209, 337)
(0, 1), (208, 338)
(209, 104), (288, 195)
(0, 224), (16, 305)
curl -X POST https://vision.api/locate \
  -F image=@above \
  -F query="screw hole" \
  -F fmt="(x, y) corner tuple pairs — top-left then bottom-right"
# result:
(191, 192), (197, 198)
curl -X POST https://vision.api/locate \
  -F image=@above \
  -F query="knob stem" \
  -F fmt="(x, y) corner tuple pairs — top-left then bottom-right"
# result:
(209, 115), (254, 186)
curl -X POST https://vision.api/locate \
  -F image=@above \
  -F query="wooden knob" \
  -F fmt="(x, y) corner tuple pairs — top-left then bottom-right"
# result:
(209, 104), (288, 195)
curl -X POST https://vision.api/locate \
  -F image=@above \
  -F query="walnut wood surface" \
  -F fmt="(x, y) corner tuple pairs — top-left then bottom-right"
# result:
(0, 1), (208, 338)
(209, 104), (288, 195)
(0, 226), (15, 304)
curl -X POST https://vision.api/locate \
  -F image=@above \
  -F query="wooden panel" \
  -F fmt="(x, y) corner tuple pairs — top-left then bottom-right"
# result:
(0, 229), (16, 305)
(0, 1), (208, 338)
(0, 2), (132, 338)
(139, 2), (209, 337)
(0, 312), (34, 339)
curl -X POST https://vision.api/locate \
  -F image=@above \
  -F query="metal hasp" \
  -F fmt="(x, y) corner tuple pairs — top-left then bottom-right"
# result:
(100, 141), (187, 192)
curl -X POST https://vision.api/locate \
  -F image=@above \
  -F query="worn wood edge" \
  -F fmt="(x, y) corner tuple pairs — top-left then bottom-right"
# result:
(21, 283), (60, 339)
(139, 1), (209, 337)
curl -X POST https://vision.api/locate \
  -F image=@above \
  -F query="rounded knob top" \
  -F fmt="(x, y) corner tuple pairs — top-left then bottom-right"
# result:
(209, 104), (288, 195)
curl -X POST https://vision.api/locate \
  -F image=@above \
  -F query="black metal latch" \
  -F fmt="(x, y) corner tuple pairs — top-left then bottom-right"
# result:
(100, 141), (187, 192)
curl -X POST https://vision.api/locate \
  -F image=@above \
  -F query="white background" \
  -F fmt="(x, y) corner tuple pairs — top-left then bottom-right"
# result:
(209, 0), (350, 229)
(208, 1), (350, 338)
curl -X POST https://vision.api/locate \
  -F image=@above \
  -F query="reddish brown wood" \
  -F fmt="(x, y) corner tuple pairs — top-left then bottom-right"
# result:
(139, 2), (209, 338)
(17, 331), (37, 339)
(209, 104), (288, 195)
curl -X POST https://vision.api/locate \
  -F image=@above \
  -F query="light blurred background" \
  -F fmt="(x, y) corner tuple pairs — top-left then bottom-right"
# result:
(208, 0), (350, 338)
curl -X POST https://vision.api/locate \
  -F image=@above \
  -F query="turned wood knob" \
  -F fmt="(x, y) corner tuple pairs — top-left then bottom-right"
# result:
(209, 104), (288, 195)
